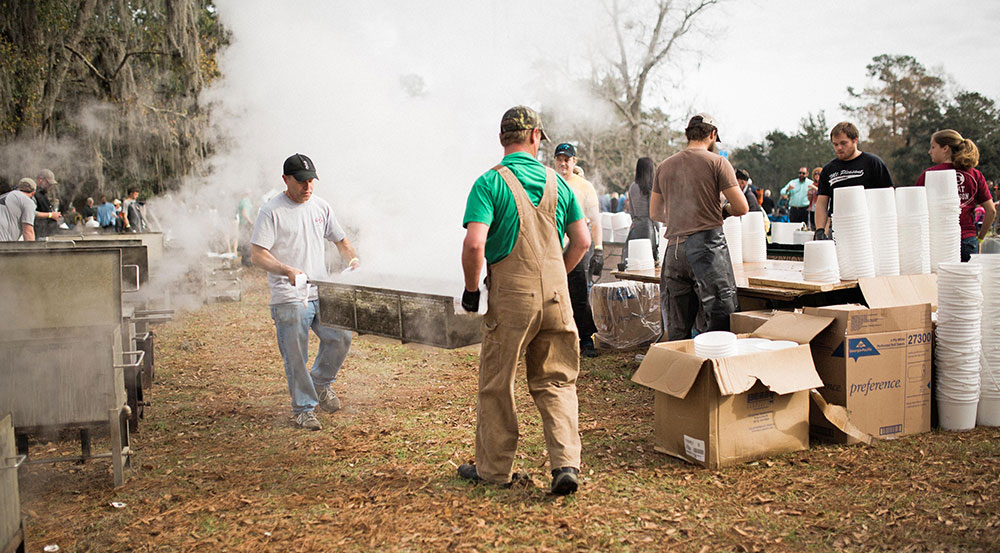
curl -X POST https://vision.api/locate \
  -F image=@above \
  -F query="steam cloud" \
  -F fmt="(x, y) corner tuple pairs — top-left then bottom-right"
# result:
(176, 0), (609, 295)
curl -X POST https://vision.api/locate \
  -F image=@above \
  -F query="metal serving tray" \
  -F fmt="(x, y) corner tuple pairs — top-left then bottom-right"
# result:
(313, 279), (482, 349)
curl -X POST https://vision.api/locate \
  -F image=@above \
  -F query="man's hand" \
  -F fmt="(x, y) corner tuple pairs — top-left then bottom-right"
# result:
(814, 228), (828, 241)
(461, 289), (480, 312)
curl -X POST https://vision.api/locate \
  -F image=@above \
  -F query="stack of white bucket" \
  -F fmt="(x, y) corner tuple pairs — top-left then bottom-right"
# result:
(625, 238), (655, 270)
(925, 170), (962, 272)
(895, 187), (932, 275)
(802, 241), (840, 283)
(865, 188), (900, 276)
(722, 216), (743, 266)
(601, 213), (614, 244)
(612, 213), (632, 243)
(831, 186), (875, 279)
(741, 213), (767, 263)
(770, 222), (799, 244)
(973, 254), (1000, 426)
(935, 262), (983, 430)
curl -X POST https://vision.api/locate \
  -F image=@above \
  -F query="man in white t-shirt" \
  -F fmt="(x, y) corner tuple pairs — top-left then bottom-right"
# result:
(251, 153), (360, 431)
(0, 178), (39, 241)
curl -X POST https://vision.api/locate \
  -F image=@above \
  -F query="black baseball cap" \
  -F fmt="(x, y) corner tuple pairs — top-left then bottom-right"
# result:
(283, 153), (319, 182)
(554, 143), (577, 158)
(735, 169), (749, 181)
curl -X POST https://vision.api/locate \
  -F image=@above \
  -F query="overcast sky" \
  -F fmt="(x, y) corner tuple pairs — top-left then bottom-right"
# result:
(672, 0), (1000, 146)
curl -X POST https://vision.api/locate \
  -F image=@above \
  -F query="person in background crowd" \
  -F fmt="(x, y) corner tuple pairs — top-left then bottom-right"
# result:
(32, 169), (61, 238)
(760, 188), (775, 215)
(97, 195), (116, 231)
(599, 193), (612, 213)
(459, 106), (588, 495)
(780, 166), (812, 224)
(815, 121), (894, 239)
(650, 113), (748, 340)
(63, 204), (81, 228)
(732, 169), (761, 213)
(807, 167), (822, 230)
(625, 157), (659, 264)
(251, 153), (359, 431)
(81, 197), (97, 220)
(610, 192), (620, 213)
(122, 187), (144, 232)
(0, 178), (38, 241)
(113, 199), (124, 232)
(915, 129), (995, 262)
(553, 142), (602, 357)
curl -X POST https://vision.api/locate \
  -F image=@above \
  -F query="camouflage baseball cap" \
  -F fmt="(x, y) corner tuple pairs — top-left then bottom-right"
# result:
(500, 106), (550, 141)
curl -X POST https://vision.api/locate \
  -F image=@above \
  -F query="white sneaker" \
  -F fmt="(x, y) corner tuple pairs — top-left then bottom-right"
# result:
(295, 411), (322, 431)
(317, 388), (341, 413)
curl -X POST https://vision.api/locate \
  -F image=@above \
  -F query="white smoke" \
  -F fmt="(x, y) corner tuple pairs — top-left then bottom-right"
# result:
(154, 0), (610, 297)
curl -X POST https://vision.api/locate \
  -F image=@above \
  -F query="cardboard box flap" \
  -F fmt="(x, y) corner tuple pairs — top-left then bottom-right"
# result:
(632, 342), (708, 399)
(713, 347), (824, 395)
(859, 274), (937, 311)
(750, 312), (834, 343)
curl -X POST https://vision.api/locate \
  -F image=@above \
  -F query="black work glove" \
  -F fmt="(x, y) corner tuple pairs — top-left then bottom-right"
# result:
(461, 289), (480, 312)
(589, 249), (604, 278)
(814, 228), (829, 241)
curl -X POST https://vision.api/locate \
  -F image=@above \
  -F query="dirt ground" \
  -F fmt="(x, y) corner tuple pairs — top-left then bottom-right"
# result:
(16, 269), (1000, 552)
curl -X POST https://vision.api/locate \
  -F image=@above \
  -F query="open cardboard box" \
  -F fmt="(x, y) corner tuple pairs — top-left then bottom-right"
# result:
(803, 274), (936, 443)
(632, 312), (833, 469)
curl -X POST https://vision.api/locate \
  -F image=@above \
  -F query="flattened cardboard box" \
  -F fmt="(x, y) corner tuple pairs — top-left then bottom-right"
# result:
(632, 313), (833, 469)
(803, 274), (935, 444)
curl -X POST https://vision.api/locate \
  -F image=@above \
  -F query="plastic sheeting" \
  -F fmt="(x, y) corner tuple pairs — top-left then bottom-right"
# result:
(592, 281), (661, 349)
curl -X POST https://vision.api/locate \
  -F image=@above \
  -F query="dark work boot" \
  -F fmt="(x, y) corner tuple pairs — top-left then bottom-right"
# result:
(551, 467), (580, 496)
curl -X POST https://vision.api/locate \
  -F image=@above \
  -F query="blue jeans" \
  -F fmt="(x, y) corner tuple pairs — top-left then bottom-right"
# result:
(270, 300), (352, 414)
(960, 236), (979, 262)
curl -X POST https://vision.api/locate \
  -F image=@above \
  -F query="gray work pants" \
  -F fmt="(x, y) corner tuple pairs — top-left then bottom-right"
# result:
(660, 227), (739, 341)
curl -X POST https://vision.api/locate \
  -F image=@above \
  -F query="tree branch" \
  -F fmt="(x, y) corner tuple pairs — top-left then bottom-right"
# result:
(63, 44), (110, 85)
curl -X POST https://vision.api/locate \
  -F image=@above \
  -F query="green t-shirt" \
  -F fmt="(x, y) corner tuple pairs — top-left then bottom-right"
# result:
(463, 152), (584, 264)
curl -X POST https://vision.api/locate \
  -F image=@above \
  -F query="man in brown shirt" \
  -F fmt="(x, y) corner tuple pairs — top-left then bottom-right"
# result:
(650, 113), (749, 340)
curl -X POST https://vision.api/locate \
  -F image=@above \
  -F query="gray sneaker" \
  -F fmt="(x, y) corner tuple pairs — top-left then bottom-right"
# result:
(295, 411), (322, 431)
(317, 388), (341, 413)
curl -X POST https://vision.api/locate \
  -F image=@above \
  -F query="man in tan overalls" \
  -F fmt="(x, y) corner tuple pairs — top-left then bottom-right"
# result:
(459, 106), (591, 495)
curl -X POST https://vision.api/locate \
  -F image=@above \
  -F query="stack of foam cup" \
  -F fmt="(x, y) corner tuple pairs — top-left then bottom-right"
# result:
(612, 212), (632, 242)
(831, 185), (875, 279)
(626, 238), (655, 270)
(722, 216), (743, 266)
(802, 240), (840, 283)
(601, 212), (614, 243)
(924, 169), (961, 272)
(895, 186), (932, 275)
(865, 188), (900, 276)
(935, 262), (983, 430)
(972, 254), (1000, 426)
(693, 331), (737, 358)
(741, 212), (767, 263)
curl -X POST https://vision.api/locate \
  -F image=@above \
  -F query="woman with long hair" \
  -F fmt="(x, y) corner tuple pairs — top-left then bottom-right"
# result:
(915, 129), (996, 261)
(624, 157), (659, 263)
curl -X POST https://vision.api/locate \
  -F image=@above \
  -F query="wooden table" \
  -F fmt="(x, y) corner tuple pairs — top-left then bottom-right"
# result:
(612, 260), (863, 309)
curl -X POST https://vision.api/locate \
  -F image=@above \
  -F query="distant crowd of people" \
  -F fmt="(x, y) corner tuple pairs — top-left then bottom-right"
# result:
(0, 168), (147, 241)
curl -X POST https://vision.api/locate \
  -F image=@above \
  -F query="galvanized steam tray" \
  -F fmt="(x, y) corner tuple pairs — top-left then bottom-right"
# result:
(312, 279), (482, 349)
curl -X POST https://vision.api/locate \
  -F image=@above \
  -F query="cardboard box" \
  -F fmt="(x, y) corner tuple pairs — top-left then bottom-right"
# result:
(730, 309), (796, 335)
(632, 312), (833, 468)
(803, 275), (935, 443)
